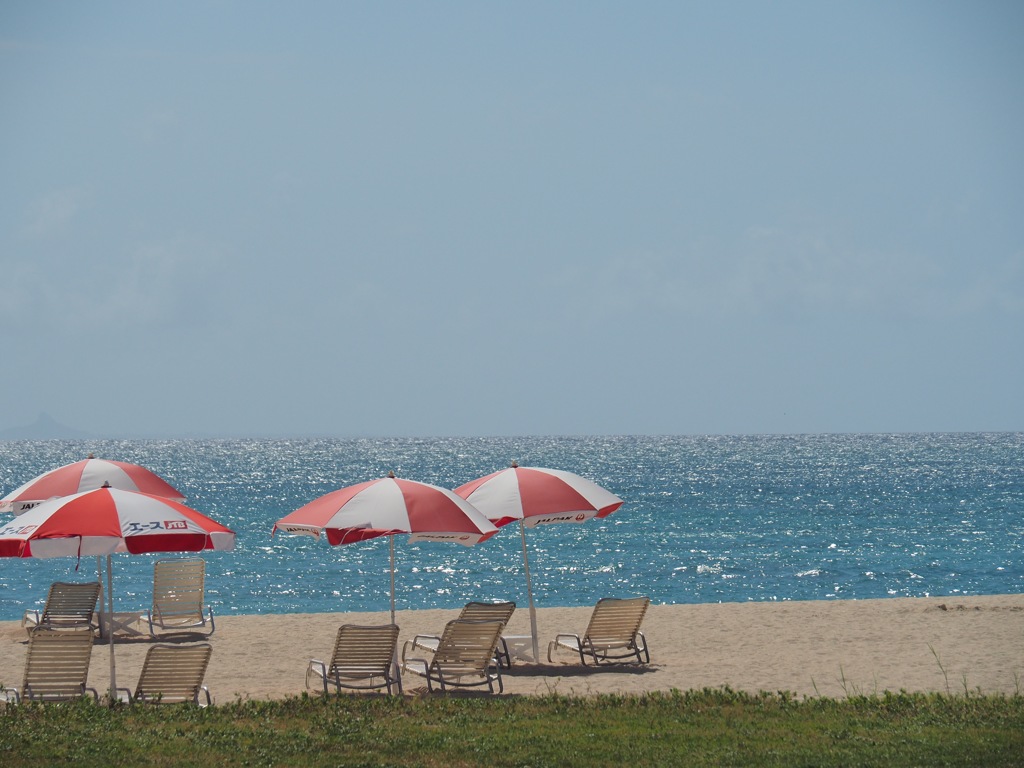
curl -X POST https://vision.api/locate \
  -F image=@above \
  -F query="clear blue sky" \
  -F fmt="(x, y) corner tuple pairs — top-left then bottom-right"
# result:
(2, 1), (1022, 437)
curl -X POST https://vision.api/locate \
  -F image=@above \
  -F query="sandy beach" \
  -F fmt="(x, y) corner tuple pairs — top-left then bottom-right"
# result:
(3, 595), (1022, 702)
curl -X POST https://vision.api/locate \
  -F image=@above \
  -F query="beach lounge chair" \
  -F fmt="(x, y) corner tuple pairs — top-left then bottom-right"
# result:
(402, 601), (516, 669)
(21, 581), (101, 636)
(118, 643), (213, 706)
(307, 624), (403, 696)
(146, 558), (215, 636)
(402, 619), (505, 694)
(1, 628), (98, 704)
(547, 596), (651, 665)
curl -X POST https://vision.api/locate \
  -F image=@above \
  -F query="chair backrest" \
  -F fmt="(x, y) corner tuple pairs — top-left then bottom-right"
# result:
(584, 597), (650, 645)
(151, 558), (206, 626)
(458, 601), (515, 628)
(134, 644), (213, 704)
(21, 628), (95, 701)
(39, 582), (101, 630)
(329, 624), (400, 675)
(432, 619), (504, 674)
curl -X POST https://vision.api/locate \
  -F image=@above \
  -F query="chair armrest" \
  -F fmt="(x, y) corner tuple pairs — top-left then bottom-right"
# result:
(1, 686), (19, 704)
(115, 686), (134, 704)
(206, 606), (215, 635)
(547, 633), (582, 663)
(401, 657), (430, 679)
(21, 609), (40, 629)
(198, 685), (212, 707)
(401, 634), (440, 663)
(306, 659), (328, 692)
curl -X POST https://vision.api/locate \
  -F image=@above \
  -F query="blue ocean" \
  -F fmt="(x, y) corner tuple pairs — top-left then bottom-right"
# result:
(1, 433), (1021, 621)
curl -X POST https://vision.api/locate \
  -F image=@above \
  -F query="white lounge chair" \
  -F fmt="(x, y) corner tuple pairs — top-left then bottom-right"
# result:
(2, 628), (98, 704)
(119, 643), (213, 706)
(21, 581), (101, 636)
(146, 558), (215, 636)
(403, 619), (505, 694)
(307, 624), (402, 696)
(548, 596), (651, 665)
(402, 601), (516, 669)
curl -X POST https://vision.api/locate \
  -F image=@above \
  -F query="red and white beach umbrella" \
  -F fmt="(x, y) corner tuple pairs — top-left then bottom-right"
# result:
(0, 456), (185, 515)
(455, 463), (624, 660)
(0, 486), (235, 699)
(273, 472), (498, 623)
(455, 464), (624, 528)
(0, 486), (235, 558)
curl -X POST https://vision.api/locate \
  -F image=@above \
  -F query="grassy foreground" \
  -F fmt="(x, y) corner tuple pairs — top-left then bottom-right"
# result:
(2, 689), (1023, 767)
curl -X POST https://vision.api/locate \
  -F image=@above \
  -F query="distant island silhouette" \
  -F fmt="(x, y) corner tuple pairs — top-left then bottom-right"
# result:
(0, 413), (95, 440)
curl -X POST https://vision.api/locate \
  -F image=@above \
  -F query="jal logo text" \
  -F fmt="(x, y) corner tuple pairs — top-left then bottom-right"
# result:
(536, 513), (589, 524)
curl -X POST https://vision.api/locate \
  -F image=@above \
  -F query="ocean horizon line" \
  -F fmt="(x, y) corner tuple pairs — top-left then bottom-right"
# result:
(2, 426), (1023, 442)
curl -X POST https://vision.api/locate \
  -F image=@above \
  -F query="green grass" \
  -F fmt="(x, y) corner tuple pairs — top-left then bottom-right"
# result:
(2, 689), (1022, 767)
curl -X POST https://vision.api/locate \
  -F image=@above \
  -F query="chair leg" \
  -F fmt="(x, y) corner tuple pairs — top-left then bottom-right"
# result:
(636, 632), (650, 663)
(578, 640), (590, 666)
(496, 638), (512, 669)
(388, 662), (404, 695)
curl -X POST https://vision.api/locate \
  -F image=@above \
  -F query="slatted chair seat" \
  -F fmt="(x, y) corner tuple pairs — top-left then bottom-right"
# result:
(21, 581), (101, 636)
(548, 596), (651, 665)
(121, 643), (213, 706)
(307, 624), (402, 696)
(2, 628), (98, 704)
(403, 619), (505, 694)
(147, 558), (215, 636)
(402, 601), (516, 669)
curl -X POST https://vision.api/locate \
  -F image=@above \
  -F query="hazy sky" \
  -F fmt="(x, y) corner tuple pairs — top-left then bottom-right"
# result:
(2, 1), (1022, 438)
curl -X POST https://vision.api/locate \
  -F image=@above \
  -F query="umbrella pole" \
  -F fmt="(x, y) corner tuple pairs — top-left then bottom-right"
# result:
(389, 536), (396, 626)
(96, 556), (105, 630)
(105, 554), (117, 704)
(519, 521), (540, 661)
